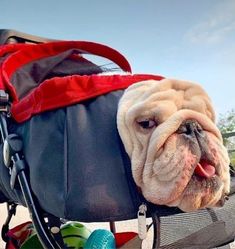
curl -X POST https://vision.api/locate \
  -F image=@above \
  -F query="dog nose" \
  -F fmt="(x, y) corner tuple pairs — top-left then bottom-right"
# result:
(178, 120), (204, 136)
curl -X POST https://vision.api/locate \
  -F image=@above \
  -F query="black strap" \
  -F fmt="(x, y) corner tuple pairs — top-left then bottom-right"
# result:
(1, 202), (17, 242)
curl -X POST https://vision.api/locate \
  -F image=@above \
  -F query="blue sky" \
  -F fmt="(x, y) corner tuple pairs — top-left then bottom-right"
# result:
(0, 0), (234, 118)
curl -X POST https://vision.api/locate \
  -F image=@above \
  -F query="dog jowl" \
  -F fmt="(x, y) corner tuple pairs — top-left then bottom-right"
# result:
(117, 78), (230, 212)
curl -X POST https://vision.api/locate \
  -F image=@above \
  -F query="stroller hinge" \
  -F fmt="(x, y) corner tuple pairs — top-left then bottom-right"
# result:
(47, 215), (67, 248)
(0, 90), (10, 113)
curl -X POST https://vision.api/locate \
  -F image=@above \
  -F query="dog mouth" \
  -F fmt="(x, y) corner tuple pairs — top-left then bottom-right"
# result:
(194, 159), (216, 179)
(174, 125), (231, 211)
(190, 158), (220, 191)
(176, 119), (218, 181)
(176, 158), (224, 211)
(185, 156), (229, 206)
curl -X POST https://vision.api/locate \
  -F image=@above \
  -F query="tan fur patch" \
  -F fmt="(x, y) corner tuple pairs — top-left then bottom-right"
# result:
(117, 78), (230, 211)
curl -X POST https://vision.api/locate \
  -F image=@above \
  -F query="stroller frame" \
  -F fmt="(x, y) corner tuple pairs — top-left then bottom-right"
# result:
(0, 29), (235, 249)
(0, 91), (64, 248)
(0, 29), (136, 249)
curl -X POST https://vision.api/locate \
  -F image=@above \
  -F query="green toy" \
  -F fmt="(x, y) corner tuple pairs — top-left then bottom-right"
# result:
(61, 222), (91, 248)
(20, 222), (91, 249)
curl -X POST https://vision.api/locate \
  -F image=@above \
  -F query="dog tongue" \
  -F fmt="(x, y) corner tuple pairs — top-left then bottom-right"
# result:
(194, 161), (216, 178)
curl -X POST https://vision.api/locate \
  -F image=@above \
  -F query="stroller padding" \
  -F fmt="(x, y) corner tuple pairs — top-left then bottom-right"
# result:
(151, 186), (235, 249)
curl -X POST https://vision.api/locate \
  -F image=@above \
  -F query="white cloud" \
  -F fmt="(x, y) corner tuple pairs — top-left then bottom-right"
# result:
(185, 0), (235, 44)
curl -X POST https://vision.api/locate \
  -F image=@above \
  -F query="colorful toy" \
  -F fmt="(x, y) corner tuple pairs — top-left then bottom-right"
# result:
(84, 229), (116, 249)
(61, 222), (91, 248)
(21, 222), (91, 249)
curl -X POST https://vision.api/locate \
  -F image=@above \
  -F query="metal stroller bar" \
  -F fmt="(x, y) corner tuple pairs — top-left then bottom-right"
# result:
(0, 29), (56, 44)
(0, 92), (63, 249)
(1, 202), (17, 243)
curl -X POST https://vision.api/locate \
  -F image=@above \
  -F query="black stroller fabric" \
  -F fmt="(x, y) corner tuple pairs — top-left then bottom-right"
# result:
(0, 90), (143, 221)
(0, 41), (151, 221)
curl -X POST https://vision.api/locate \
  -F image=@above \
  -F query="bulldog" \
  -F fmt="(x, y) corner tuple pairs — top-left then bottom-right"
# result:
(117, 78), (230, 212)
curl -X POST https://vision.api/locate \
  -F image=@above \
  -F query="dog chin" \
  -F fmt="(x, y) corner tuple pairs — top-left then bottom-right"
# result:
(142, 170), (228, 212)
(140, 129), (230, 212)
(167, 175), (225, 212)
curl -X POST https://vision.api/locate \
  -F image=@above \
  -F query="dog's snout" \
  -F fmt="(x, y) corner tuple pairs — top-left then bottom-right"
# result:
(178, 120), (204, 136)
(187, 121), (203, 135)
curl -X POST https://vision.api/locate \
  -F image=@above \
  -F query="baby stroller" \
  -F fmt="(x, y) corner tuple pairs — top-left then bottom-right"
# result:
(0, 29), (234, 249)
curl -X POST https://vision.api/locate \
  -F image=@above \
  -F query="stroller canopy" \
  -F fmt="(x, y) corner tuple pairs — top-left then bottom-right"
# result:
(0, 41), (163, 122)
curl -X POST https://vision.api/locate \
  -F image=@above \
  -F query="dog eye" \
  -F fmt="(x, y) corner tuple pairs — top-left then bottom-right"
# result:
(137, 119), (156, 129)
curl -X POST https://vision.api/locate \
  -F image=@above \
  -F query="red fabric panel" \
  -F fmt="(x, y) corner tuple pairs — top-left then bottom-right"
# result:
(1, 41), (132, 101)
(114, 232), (138, 247)
(11, 74), (164, 123)
(5, 221), (33, 249)
(0, 43), (31, 57)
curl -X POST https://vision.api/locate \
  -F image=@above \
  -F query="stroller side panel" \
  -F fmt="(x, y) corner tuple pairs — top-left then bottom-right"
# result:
(0, 90), (142, 221)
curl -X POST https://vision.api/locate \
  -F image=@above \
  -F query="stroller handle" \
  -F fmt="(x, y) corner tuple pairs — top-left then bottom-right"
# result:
(0, 29), (56, 45)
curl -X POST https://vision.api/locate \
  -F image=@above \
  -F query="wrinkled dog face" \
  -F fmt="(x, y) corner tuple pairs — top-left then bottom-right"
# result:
(117, 79), (230, 212)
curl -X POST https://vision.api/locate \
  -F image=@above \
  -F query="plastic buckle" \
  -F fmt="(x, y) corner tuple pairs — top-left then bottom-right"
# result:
(10, 159), (26, 189)
(3, 134), (25, 189)
(3, 134), (23, 168)
(138, 203), (147, 240)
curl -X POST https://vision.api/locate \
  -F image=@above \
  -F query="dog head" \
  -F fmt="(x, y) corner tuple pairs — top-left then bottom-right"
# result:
(117, 78), (230, 212)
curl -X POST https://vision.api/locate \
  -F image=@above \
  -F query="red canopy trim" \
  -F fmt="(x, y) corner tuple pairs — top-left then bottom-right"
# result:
(0, 43), (33, 93)
(1, 41), (132, 102)
(11, 74), (164, 123)
(0, 43), (29, 57)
